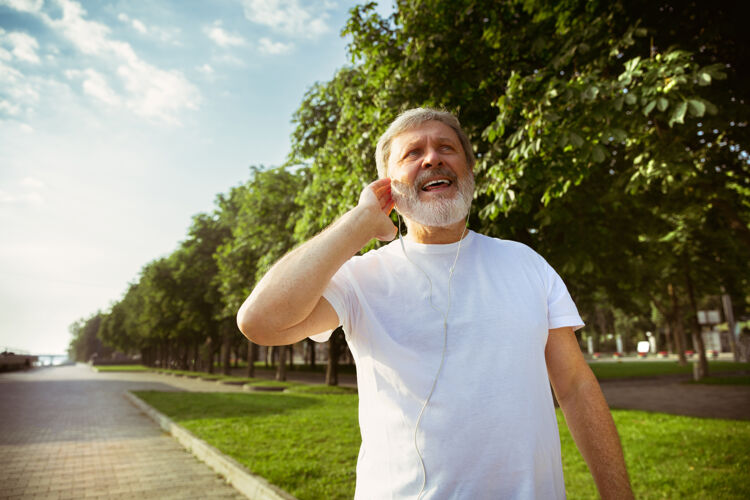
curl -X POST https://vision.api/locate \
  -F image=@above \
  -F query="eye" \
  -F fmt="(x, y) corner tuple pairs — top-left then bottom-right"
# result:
(405, 149), (421, 158)
(440, 145), (455, 152)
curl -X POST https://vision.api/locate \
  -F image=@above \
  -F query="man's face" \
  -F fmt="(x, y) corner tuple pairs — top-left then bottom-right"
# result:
(387, 120), (474, 227)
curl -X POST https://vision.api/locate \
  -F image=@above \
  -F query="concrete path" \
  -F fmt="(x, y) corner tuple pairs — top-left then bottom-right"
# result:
(0, 364), (246, 500)
(599, 375), (750, 421)
(239, 364), (750, 421)
(2, 363), (747, 500)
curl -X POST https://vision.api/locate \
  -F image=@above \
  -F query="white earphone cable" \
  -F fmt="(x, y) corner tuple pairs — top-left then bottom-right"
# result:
(397, 214), (468, 500)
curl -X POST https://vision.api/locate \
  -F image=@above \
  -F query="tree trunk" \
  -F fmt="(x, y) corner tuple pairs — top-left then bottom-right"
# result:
(326, 327), (343, 386)
(276, 345), (287, 381)
(684, 264), (709, 378)
(141, 347), (151, 367)
(246, 341), (257, 378)
(221, 332), (231, 376)
(160, 341), (167, 368)
(663, 323), (674, 354)
(180, 343), (189, 370)
(192, 342), (200, 371)
(205, 337), (214, 374)
(288, 345), (294, 370)
(667, 284), (688, 366)
(307, 338), (316, 368)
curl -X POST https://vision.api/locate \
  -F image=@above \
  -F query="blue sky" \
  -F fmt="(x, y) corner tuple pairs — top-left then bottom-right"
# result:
(0, 0), (393, 355)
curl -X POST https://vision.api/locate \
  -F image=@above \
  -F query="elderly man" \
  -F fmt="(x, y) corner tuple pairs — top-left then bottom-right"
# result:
(237, 108), (633, 499)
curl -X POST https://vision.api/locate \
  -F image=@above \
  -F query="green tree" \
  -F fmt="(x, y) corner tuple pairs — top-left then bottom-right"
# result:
(68, 312), (110, 362)
(216, 166), (305, 380)
(288, 0), (749, 372)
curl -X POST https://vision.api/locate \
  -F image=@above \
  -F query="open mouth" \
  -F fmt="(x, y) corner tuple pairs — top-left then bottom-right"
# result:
(421, 179), (453, 191)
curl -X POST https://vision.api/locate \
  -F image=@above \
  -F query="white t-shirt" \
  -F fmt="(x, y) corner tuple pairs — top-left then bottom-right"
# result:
(311, 231), (584, 499)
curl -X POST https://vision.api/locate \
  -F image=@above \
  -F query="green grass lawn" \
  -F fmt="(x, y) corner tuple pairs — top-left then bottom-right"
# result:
(134, 391), (750, 500)
(93, 364), (150, 372)
(143, 360), (747, 382)
(135, 390), (359, 499)
(588, 360), (749, 380)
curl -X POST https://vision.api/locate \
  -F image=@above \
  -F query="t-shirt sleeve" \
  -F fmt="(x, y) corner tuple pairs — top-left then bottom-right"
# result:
(544, 261), (585, 332)
(308, 262), (355, 343)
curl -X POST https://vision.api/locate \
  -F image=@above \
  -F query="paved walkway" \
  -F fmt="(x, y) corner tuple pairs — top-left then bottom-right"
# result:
(238, 365), (750, 420)
(599, 375), (750, 420)
(0, 364), (246, 500)
(1, 363), (748, 500)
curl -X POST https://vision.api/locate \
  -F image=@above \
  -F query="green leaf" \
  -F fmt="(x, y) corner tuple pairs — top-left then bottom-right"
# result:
(643, 99), (656, 116)
(610, 128), (627, 142)
(591, 144), (606, 163)
(656, 97), (669, 112)
(669, 101), (688, 127)
(624, 93), (637, 105)
(613, 95), (624, 111)
(687, 99), (706, 117)
(624, 56), (641, 72)
(698, 72), (711, 86)
(582, 86), (599, 101)
(569, 132), (584, 148)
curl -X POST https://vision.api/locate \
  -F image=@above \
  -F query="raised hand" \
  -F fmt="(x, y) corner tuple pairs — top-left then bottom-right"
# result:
(357, 178), (397, 242)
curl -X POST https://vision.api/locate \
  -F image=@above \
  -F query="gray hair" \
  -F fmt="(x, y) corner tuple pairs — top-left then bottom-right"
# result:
(375, 107), (476, 178)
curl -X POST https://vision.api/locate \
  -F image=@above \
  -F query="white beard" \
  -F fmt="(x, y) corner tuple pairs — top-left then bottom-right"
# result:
(391, 167), (474, 228)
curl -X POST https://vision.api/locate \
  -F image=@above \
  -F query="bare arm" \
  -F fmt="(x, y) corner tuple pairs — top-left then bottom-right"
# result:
(546, 327), (634, 500)
(237, 178), (397, 346)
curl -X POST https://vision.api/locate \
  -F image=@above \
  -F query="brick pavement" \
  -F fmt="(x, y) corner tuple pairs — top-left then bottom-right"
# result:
(0, 364), (246, 500)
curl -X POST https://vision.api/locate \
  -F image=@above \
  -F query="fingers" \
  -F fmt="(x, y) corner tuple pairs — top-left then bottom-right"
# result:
(385, 199), (395, 215)
(369, 179), (393, 211)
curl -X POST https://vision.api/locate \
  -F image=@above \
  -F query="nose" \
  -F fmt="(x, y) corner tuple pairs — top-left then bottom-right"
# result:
(421, 146), (442, 168)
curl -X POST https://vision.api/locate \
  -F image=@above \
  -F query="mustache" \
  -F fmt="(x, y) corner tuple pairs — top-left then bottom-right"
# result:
(391, 167), (460, 194)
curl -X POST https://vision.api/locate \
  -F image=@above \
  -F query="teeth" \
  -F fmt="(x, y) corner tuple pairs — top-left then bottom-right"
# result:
(423, 179), (450, 188)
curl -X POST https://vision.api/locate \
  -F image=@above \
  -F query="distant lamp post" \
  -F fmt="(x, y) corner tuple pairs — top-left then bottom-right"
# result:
(645, 330), (656, 353)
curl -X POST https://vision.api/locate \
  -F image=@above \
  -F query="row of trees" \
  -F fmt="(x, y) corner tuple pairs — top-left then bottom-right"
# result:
(69, 0), (749, 380)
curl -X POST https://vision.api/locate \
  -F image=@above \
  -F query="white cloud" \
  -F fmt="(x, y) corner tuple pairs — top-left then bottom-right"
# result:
(19, 122), (33, 133)
(0, 177), (45, 205)
(258, 37), (293, 55)
(0, 0), (43, 13)
(213, 53), (245, 67)
(204, 21), (247, 48)
(20, 176), (44, 188)
(66, 68), (120, 106)
(0, 60), (39, 115)
(196, 63), (214, 75)
(0, 98), (22, 116)
(1, 29), (41, 64)
(118, 60), (199, 124)
(242, 0), (330, 38)
(6, 32), (41, 63)
(17, 0), (201, 125)
(131, 19), (147, 34)
(118, 13), (148, 35)
(0, 189), (44, 204)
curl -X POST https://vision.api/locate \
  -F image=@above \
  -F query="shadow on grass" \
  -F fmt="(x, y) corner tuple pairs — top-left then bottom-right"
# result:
(133, 390), (321, 421)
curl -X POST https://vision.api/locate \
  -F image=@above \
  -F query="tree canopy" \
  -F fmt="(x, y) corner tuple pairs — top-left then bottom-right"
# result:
(73, 0), (749, 371)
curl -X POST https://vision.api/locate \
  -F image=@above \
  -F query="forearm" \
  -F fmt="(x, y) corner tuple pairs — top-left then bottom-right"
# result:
(558, 378), (633, 500)
(237, 206), (373, 343)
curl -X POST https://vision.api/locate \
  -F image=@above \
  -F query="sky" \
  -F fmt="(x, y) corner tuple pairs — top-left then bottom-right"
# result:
(0, 0), (393, 356)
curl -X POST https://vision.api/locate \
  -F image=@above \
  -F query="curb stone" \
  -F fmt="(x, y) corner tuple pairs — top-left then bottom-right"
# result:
(125, 391), (298, 500)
